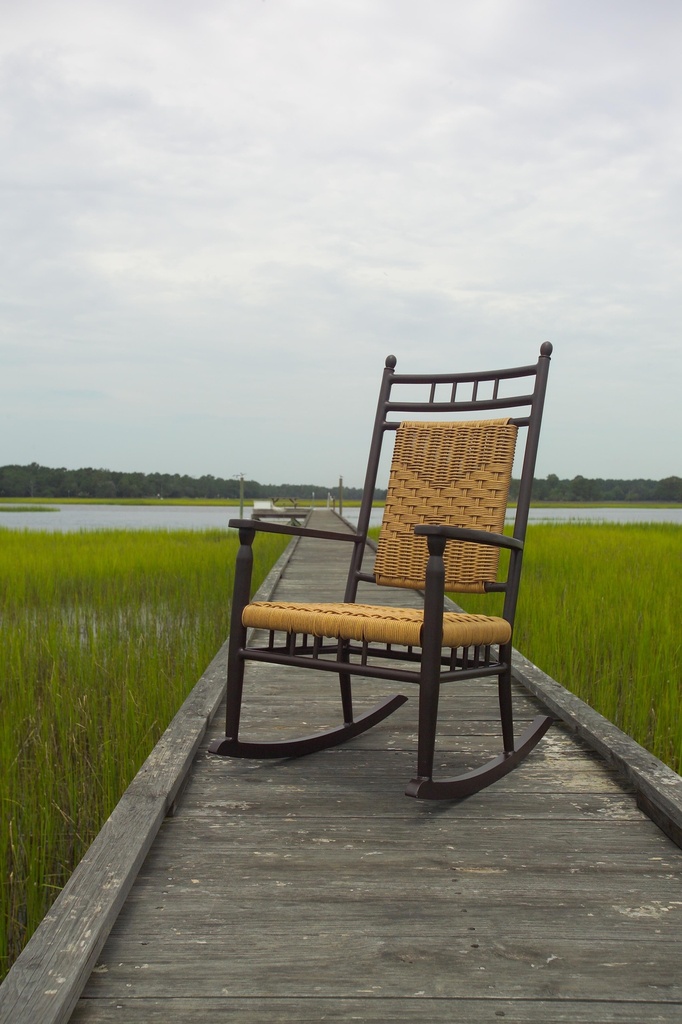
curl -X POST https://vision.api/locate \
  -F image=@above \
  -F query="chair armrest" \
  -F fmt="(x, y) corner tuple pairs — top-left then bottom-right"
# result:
(228, 518), (362, 543)
(414, 524), (523, 551)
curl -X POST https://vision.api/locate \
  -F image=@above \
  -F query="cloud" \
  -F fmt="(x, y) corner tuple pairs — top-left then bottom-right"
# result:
(1, 0), (681, 483)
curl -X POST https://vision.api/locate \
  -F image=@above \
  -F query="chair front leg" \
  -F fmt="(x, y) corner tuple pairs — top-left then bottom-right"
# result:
(336, 640), (354, 727)
(217, 526), (255, 746)
(415, 534), (446, 781)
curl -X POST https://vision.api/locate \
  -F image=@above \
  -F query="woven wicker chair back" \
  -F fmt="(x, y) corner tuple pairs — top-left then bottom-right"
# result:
(374, 418), (518, 593)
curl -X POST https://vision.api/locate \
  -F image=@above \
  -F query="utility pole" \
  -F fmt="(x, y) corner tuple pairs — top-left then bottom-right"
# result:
(233, 473), (245, 519)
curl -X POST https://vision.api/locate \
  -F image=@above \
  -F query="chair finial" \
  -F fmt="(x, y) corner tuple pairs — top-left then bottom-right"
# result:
(540, 342), (553, 357)
(385, 354), (397, 368)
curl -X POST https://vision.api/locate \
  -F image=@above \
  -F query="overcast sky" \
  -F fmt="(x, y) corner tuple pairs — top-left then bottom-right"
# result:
(1, 0), (680, 487)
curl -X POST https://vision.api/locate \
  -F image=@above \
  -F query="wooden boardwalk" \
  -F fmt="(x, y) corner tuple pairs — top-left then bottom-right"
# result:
(65, 510), (682, 1022)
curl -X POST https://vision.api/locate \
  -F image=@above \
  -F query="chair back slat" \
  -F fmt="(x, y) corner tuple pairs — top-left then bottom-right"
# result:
(374, 419), (517, 593)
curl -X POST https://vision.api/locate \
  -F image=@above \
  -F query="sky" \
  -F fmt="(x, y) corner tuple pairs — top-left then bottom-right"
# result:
(1, 0), (681, 488)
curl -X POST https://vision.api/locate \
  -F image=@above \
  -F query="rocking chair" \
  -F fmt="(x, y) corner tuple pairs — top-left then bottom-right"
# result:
(209, 343), (553, 799)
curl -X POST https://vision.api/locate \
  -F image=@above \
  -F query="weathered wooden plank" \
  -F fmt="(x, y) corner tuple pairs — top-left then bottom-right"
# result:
(177, 779), (642, 820)
(111, 821), (682, 903)
(180, 763), (633, 806)
(111, 889), (682, 945)
(74, 927), (682, 1002)
(116, 865), (682, 908)
(102, 896), (682, 945)
(70, 996), (682, 1024)
(128, 805), (676, 855)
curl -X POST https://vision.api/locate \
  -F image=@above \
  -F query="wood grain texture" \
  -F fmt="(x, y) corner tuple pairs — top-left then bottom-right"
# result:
(70, 996), (682, 1024)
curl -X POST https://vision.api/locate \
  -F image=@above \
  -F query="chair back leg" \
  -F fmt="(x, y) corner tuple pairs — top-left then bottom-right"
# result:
(498, 643), (515, 754)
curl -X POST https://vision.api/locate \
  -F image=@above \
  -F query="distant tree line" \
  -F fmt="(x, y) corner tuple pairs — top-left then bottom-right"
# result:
(0, 463), (370, 501)
(1, 463), (680, 503)
(508, 473), (682, 503)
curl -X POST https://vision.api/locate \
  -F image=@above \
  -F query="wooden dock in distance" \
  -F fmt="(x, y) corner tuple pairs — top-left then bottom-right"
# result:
(250, 499), (307, 523)
(5, 510), (682, 1022)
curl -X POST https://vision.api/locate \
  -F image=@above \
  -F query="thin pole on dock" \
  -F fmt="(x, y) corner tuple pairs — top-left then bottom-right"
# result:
(233, 473), (244, 518)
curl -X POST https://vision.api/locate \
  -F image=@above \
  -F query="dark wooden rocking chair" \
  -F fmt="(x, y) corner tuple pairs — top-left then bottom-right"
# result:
(209, 343), (553, 799)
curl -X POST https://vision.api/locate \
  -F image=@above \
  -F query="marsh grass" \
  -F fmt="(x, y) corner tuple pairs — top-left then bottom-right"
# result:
(0, 505), (56, 513)
(0, 527), (288, 979)
(449, 523), (682, 774)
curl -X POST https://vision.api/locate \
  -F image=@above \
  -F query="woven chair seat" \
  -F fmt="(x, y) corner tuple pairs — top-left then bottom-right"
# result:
(242, 601), (512, 648)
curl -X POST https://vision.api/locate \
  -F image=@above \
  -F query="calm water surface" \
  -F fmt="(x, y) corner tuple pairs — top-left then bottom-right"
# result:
(0, 504), (236, 532)
(1, 504), (681, 532)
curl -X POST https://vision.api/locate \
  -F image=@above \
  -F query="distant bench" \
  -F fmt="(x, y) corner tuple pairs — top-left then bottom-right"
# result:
(251, 499), (307, 523)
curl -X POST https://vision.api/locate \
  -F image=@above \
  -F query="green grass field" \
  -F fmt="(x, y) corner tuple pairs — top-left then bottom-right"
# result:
(0, 527), (288, 980)
(452, 523), (682, 775)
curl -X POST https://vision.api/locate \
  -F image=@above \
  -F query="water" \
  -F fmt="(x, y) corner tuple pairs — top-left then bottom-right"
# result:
(1, 502), (680, 532)
(0, 504), (236, 532)
(518, 506), (682, 525)
(343, 506), (682, 528)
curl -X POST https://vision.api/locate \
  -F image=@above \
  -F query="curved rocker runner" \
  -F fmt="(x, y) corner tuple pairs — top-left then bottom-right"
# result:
(208, 694), (409, 760)
(209, 344), (554, 800)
